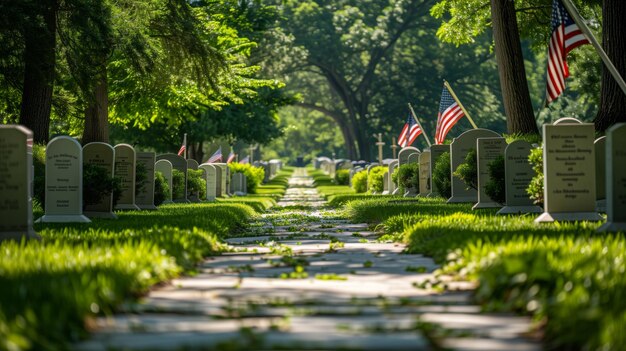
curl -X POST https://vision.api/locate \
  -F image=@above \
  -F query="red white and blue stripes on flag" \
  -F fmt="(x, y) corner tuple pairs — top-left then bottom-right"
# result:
(546, 0), (589, 103)
(397, 113), (422, 148)
(227, 151), (236, 163)
(207, 147), (222, 163)
(239, 155), (250, 164)
(435, 86), (464, 145)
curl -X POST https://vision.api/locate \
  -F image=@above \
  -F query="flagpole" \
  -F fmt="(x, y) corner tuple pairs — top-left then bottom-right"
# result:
(183, 133), (187, 159)
(561, 0), (626, 98)
(407, 103), (432, 147)
(443, 80), (478, 129)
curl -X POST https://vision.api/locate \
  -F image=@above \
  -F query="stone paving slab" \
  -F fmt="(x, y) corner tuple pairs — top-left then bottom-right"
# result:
(74, 169), (540, 351)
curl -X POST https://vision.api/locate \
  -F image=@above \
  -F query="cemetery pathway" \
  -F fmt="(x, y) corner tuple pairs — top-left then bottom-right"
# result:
(76, 169), (540, 351)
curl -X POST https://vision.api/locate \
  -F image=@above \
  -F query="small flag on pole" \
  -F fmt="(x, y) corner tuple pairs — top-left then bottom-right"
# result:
(207, 147), (222, 163)
(545, 0), (589, 103)
(239, 155), (250, 164)
(227, 151), (236, 163)
(435, 85), (465, 145)
(397, 113), (422, 148)
(177, 134), (187, 157)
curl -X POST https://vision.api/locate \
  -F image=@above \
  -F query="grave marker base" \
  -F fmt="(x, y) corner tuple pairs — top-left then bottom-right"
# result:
(84, 211), (118, 219)
(392, 189), (401, 195)
(472, 202), (501, 210)
(381, 191), (389, 195)
(162, 199), (174, 205)
(403, 189), (417, 198)
(115, 204), (141, 211)
(596, 199), (606, 213)
(534, 212), (603, 223)
(137, 204), (158, 210)
(36, 214), (91, 223)
(173, 199), (192, 203)
(1, 230), (40, 241)
(447, 195), (477, 204)
(597, 222), (626, 233)
(497, 205), (543, 215)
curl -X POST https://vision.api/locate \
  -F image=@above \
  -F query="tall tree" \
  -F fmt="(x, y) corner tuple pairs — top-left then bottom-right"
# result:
(594, 0), (626, 131)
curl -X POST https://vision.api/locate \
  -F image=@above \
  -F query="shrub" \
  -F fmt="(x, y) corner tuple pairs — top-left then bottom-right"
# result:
(391, 167), (399, 188)
(335, 169), (350, 185)
(432, 151), (451, 198)
(172, 169), (185, 199)
(351, 170), (368, 193)
(134, 162), (147, 196)
(367, 166), (387, 193)
(228, 163), (264, 193)
(527, 146), (543, 205)
(397, 163), (419, 194)
(453, 148), (478, 190)
(154, 171), (169, 206)
(187, 169), (206, 199)
(83, 163), (122, 208)
(484, 155), (505, 205)
(33, 144), (46, 206)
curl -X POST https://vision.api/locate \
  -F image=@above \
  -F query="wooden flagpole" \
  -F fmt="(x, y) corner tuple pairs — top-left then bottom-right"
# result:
(443, 80), (478, 129)
(407, 103), (432, 147)
(561, 0), (626, 98)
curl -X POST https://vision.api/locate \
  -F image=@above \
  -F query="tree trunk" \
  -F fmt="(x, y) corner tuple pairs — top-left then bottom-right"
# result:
(594, 0), (626, 132)
(83, 66), (109, 144)
(490, 0), (539, 135)
(19, 0), (57, 143)
(187, 141), (204, 163)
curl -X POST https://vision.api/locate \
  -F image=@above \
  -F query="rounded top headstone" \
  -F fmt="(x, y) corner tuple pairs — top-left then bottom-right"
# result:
(554, 117), (582, 125)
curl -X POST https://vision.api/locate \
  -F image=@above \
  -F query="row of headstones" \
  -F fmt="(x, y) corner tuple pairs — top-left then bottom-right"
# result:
(253, 159), (283, 183)
(376, 118), (625, 232)
(0, 126), (247, 239)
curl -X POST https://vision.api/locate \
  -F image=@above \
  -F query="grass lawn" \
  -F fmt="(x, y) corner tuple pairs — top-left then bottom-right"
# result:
(0, 170), (291, 350)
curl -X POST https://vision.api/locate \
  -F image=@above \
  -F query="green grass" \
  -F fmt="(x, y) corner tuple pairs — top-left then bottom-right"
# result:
(2, 173), (292, 350)
(327, 194), (400, 207)
(345, 196), (467, 223)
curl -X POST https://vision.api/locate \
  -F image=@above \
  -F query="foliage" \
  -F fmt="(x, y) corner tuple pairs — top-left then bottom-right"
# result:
(154, 171), (169, 206)
(134, 162), (147, 197)
(217, 197), (276, 212)
(351, 170), (368, 194)
(327, 194), (398, 208)
(82, 163), (122, 208)
(397, 163), (419, 194)
(32, 144), (46, 207)
(228, 163), (265, 193)
(334, 169), (350, 186)
(453, 148), (477, 190)
(484, 155), (505, 205)
(344, 197), (472, 223)
(527, 146), (544, 205)
(391, 167), (399, 188)
(432, 151), (451, 198)
(187, 169), (207, 199)
(367, 166), (387, 193)
(172, 169), (185, 200)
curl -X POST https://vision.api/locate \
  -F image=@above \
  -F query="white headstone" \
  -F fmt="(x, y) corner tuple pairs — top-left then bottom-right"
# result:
(0, 125), (39, 239)
(398, 147), (419, 166)
(114, 144), (140, 210)
(37, 136), (90, 223)
(155, 159), (173, 204)
(199, 164), (217, 201)
(382, 171), (390, 195)
(598, 123), (626, 232)
(83, 142), (117, 218)
(187, 159), (199, 170)
(407, 152), (420, 165)
(213, 163), (228, 197)
(388, 160), (399, 194)
(232, 172), (247, 195)
(156, 154), (188, 203)
(428, 145), (450, 197)
(497, 140), (542, 215)
(418, 151), (431, 197)
(136, 152), (157, 210)
(472, 137), (507, 209)
(595, 136), (606, 212)
(535, 117), (602, 222)
(449, 129), (501, 203)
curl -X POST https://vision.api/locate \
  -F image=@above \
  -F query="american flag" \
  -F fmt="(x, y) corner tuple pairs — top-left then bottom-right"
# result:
(435, 86), (464, 144)
(227, 151), (236, 163)
(397, 113), (422, 148)
(207, 147), (222, 163)
(177, 143), (186, 156)
(546, 0), (589, 103)
(239, 155), (250, 164)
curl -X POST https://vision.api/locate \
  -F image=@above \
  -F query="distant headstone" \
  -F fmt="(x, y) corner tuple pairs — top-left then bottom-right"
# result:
(231, 172), (246, 195)
(382, 171), (390, 195)
(156, 154), (188, 203)
(83, 142), (117, 218)
(535, 118), (602, 222)
(155, 159), (173, 204)
(296, 156), (304, 167)
(497, 140), (542, 215)
(187, 159), (199, 170)
(367, 164), (378, 174)
(213, 163), (228, 196)
(595, 137), (606, 212)
(215, 165), (223, 197)
(136, 152), (157, 210)
(388, 160), (399, 195)
(199, 164), (217, 201)
(598, 123), (626, 232)
(262, 162), (270, 183)
(37, 136), (90, 223)
(428, 145), (450, 197)
(449, 129), (501, 203)
(407, 152), (419, 165)
(114, 144), (140, 210)
(419, 151), (431, 197)
(398, 147), (419, 166)
(0, 125), (39, 239)
(472, 137), (507, 209)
